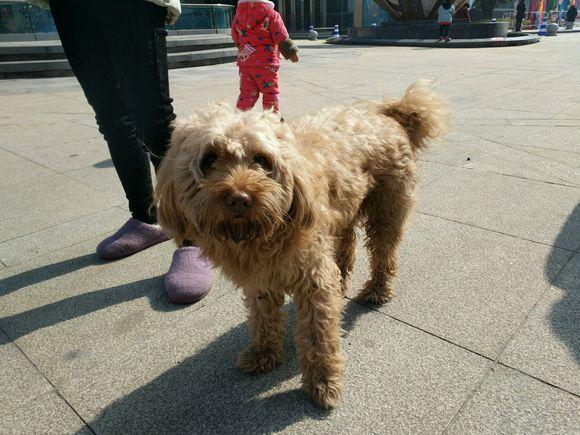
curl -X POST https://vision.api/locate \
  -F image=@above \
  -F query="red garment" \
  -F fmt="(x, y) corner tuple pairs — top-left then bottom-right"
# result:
(236, 66), (279, 112)
(231, 0), (289, 67)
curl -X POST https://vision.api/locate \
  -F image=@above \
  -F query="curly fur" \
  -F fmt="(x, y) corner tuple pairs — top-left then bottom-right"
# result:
(155, 81), (449, 409)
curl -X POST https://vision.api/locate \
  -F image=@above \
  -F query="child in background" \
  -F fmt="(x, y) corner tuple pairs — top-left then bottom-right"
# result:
(232, 0), (299, 113)
(438, 0), (456, 42)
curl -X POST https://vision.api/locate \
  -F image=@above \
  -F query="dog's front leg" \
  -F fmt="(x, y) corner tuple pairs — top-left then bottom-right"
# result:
(237, 288), (286, 373)
(294, 255), (344, 409)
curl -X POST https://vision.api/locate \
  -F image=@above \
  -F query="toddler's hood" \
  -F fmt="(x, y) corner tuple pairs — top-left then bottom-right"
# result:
(235, 0), (276, 29)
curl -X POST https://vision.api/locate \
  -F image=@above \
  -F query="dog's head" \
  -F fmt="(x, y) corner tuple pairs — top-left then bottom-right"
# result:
(155, 103), (315, 247)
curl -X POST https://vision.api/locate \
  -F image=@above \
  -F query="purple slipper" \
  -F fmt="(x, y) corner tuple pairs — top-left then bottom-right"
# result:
(165, 246), (214, 304)
(96, 218), (168, 260)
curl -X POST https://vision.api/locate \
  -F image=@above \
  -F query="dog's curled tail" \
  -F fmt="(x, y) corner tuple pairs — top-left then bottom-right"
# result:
(380, 80), (449, 152)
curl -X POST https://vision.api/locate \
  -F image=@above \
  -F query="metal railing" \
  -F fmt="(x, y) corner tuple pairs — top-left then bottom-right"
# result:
(503, 10), (574, 30)
(168, 4), (234, 31)
(0, 1), (234, 35)
(0, 1), (55, 34)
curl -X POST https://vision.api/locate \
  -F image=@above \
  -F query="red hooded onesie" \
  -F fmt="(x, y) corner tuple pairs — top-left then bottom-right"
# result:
(232, 0), (290, 111)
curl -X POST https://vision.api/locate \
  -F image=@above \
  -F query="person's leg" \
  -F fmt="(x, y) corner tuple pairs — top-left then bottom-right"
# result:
(49, 0), (167, 260)
(444, 24), (451, 40)
(50, 0), (158, 224)
(237, 67), (260, 111)
(439, 24), (445, 40)
(259, 67), (280, 113)
(96, 0), (213, 301)
(96, 0), (176, 172)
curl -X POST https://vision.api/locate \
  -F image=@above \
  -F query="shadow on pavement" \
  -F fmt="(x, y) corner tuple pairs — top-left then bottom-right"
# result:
(93, 159), (114, 169)
(0, 254), (99, 299)
(84, 299), (371, 434)
(546, 203), (580, 363)
(0, 253), (186, 340)
(0, 275), (184, 340)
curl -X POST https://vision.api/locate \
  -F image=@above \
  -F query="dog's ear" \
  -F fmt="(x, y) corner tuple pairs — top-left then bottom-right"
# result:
(155, 123), (192, 246)
(155, 172), (189, 247)
(288, 170), (316, 230)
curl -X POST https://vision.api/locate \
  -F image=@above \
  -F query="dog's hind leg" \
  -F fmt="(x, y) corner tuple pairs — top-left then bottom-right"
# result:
(357, 177), (415, 305)
(335, 225), (356, 296)
(236, 289), (286, 373)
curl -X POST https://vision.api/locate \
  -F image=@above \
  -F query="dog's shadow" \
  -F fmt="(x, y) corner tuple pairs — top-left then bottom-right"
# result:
(84, 299), (370, 433)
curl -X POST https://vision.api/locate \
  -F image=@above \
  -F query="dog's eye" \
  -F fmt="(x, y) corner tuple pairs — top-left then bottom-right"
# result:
(253, 154), (272, 171)
(200, 152), (218, 173)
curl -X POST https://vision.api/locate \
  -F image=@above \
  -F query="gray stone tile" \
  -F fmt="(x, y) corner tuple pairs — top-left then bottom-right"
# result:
(62, 113), (99, 130)
(0, 148), (60, 190)
(553, 103), (580, 119)
(461, 137), (579, 187)
(447, 365), (580, 434)
(64, 159), (143, 201)
(509, 118), (580, 127)
(347, 213), (572, 358)
(14, 136), (110, 173)
(57, 299), (489, 434)
(0, 391), (90, 435)
(444, 127), (490, 143)
(457, 108), (550, 122)
(420, 140), (484, 168)
(481, 90), (573, 115)
(0, 236), (236, 388)
(516, 145), (580, 169)
(0, 92), (72, 110)
(501, 252), (580, 396)
(417, 161), (453, 187)
(0, 331), (53, 418)
(0, 207), (129, 266)
(476, 124), (580, 153)
(0, 119), (98, 154)
(419, 167), (580, 251)
(0, 177), (117, 242)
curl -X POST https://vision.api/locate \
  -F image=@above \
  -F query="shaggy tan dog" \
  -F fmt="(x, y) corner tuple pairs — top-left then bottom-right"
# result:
(155, 81), (448, 409)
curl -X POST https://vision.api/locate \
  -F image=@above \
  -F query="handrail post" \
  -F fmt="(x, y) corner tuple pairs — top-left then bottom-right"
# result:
(25, 3), (34, 35)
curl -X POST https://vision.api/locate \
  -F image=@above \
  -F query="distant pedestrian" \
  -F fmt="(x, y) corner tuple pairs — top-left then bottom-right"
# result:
(456, 3), (471, 22)
(566, 3), (577, 29)
(515, 0), (526, 31)
(438, 0), (456, 42)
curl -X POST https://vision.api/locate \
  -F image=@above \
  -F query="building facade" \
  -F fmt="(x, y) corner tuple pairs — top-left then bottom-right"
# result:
(272, 0), (390, 31)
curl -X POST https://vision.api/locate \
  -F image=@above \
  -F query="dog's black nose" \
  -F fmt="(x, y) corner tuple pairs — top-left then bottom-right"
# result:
(226, 191), (253, 214)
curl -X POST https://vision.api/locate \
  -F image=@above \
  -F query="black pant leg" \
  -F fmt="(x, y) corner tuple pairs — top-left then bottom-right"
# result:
(98, 0), (176, 171)
(49, 0), (158, 224)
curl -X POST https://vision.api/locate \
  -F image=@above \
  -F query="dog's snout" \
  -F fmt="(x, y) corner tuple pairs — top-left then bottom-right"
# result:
(226, 191), (253, 214)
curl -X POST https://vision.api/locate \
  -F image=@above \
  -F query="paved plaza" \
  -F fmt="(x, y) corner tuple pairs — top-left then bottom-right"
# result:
(0, 35), (579, 434)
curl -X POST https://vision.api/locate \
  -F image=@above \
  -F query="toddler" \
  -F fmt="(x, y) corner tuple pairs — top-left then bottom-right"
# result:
(438, 0), (455, 42)
(232, 0), (299, 112)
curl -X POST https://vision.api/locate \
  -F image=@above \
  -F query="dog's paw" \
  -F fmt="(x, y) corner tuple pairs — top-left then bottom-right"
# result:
(356, 281), (395, 305)
(303, 379), (342, 410)
(236, 345), (282, 374)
